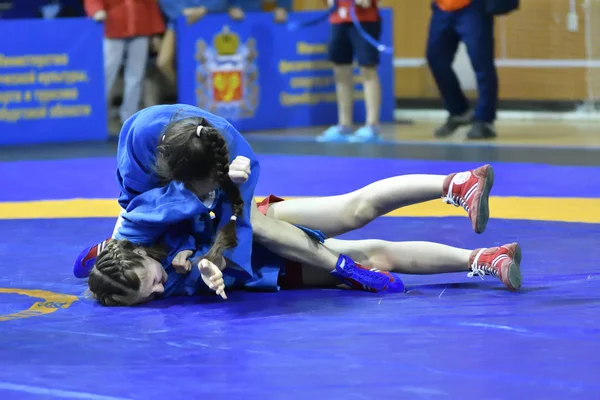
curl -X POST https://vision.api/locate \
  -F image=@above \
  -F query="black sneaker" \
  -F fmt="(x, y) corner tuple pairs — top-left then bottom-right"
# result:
(435, 111), (474, 138)
(466, 122), (497, 140)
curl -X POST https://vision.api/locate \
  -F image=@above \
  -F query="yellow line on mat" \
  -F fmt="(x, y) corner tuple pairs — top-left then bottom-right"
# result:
(0, 288), (78, 322)
(0, 197), (599, 223)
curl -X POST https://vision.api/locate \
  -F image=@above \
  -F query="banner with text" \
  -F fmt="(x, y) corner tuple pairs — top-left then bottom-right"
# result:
(176, 9), (394, 132)
(0, 18), (107, 145)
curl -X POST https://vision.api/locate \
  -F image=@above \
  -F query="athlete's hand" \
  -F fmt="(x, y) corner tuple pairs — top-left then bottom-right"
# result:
(228, 156), (251, 185)
(228, 7), (245, 20)
(172, 250), (193, 274)
(199, 259), (227, 300)
(183, 6), (207, 25)
(92, 10), (106, 21)
(274, 7), (288, 23)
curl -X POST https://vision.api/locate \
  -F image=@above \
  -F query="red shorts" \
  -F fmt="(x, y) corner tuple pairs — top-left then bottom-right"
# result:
(256, 195), (304, 290)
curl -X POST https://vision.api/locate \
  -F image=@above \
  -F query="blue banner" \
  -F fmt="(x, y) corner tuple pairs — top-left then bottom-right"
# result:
(176, 9), (394, 132)
(0, 18), (107, 145)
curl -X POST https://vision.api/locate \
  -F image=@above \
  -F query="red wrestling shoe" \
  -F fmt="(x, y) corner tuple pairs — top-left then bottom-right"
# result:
(468, 243), (522, 290)
(442, 164), (495, 234)
(73, 238), (111, 278)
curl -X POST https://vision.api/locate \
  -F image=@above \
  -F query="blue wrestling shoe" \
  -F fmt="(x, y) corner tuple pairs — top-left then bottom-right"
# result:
(348, 125), (381, 143)
(316, 125), (353, 142)
(331, 254), (405, 293)
(73, 239), (111, 278)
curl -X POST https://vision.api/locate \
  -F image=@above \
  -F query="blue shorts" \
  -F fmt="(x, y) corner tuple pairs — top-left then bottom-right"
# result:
(328, 21), (382, 67)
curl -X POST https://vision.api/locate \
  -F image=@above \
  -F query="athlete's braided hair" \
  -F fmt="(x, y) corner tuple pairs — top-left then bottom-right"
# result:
(155, 116), (244, 265)
(87, 240), (145, 306)
(87, 240), (166, 306)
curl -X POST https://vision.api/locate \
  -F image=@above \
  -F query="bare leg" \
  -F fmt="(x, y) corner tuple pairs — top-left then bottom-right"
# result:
(251, 199), (513, 292)
(267, 175), (445, 237)
(250, 200), (340, 269)
(324, 238), (471, 274)
(334, 65), (354, 127)
(156, 29), (176, 86)
(361, 66), (381, 126)
(300, 238), (472, 287)
(302, 238), (522, 291)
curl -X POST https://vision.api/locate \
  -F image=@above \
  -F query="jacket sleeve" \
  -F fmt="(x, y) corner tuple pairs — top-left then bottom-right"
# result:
(161, 221), (197, 256)
(84, 0), (104, 16)
(114, 181), (207, 246)
(115, 106), (170, 208)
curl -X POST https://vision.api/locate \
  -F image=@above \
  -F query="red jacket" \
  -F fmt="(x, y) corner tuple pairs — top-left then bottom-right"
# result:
(84, 0), (165, 39)
(330, 0), (379, 24)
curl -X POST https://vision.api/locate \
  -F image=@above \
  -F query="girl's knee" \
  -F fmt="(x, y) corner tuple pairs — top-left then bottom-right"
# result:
(359, 66), (377, 80)
(346, 193), (379, 229)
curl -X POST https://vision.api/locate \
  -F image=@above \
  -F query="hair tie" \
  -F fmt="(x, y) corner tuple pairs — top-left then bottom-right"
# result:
(161, 135), (166, 142)
(196, 125), (203, 137)
(230, 215), (237, 221)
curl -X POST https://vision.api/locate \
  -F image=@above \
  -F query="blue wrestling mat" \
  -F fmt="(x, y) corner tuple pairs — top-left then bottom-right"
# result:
(0, 154), (599, 399)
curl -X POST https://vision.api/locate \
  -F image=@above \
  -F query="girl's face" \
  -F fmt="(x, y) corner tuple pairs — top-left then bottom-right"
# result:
(131, 249), (168, 305)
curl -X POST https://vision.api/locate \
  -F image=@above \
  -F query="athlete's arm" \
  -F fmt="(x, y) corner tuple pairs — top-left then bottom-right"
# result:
(115, 181), (205, 245)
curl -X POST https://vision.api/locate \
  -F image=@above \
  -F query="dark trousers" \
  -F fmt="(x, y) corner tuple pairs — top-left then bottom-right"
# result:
(426, 2), (498, 123)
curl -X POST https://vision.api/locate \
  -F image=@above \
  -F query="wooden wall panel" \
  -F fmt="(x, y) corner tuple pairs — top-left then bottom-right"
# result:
(491, 0), (593, 100)
(498, 68), (589, 100)
(293, 0), (326, 11)
(495, 0), (587, 60)
(391, 0), (596, 100)
(395, 68), (429, 98)
(390, 1), (431, 58)
(294, 0), (597, 100)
